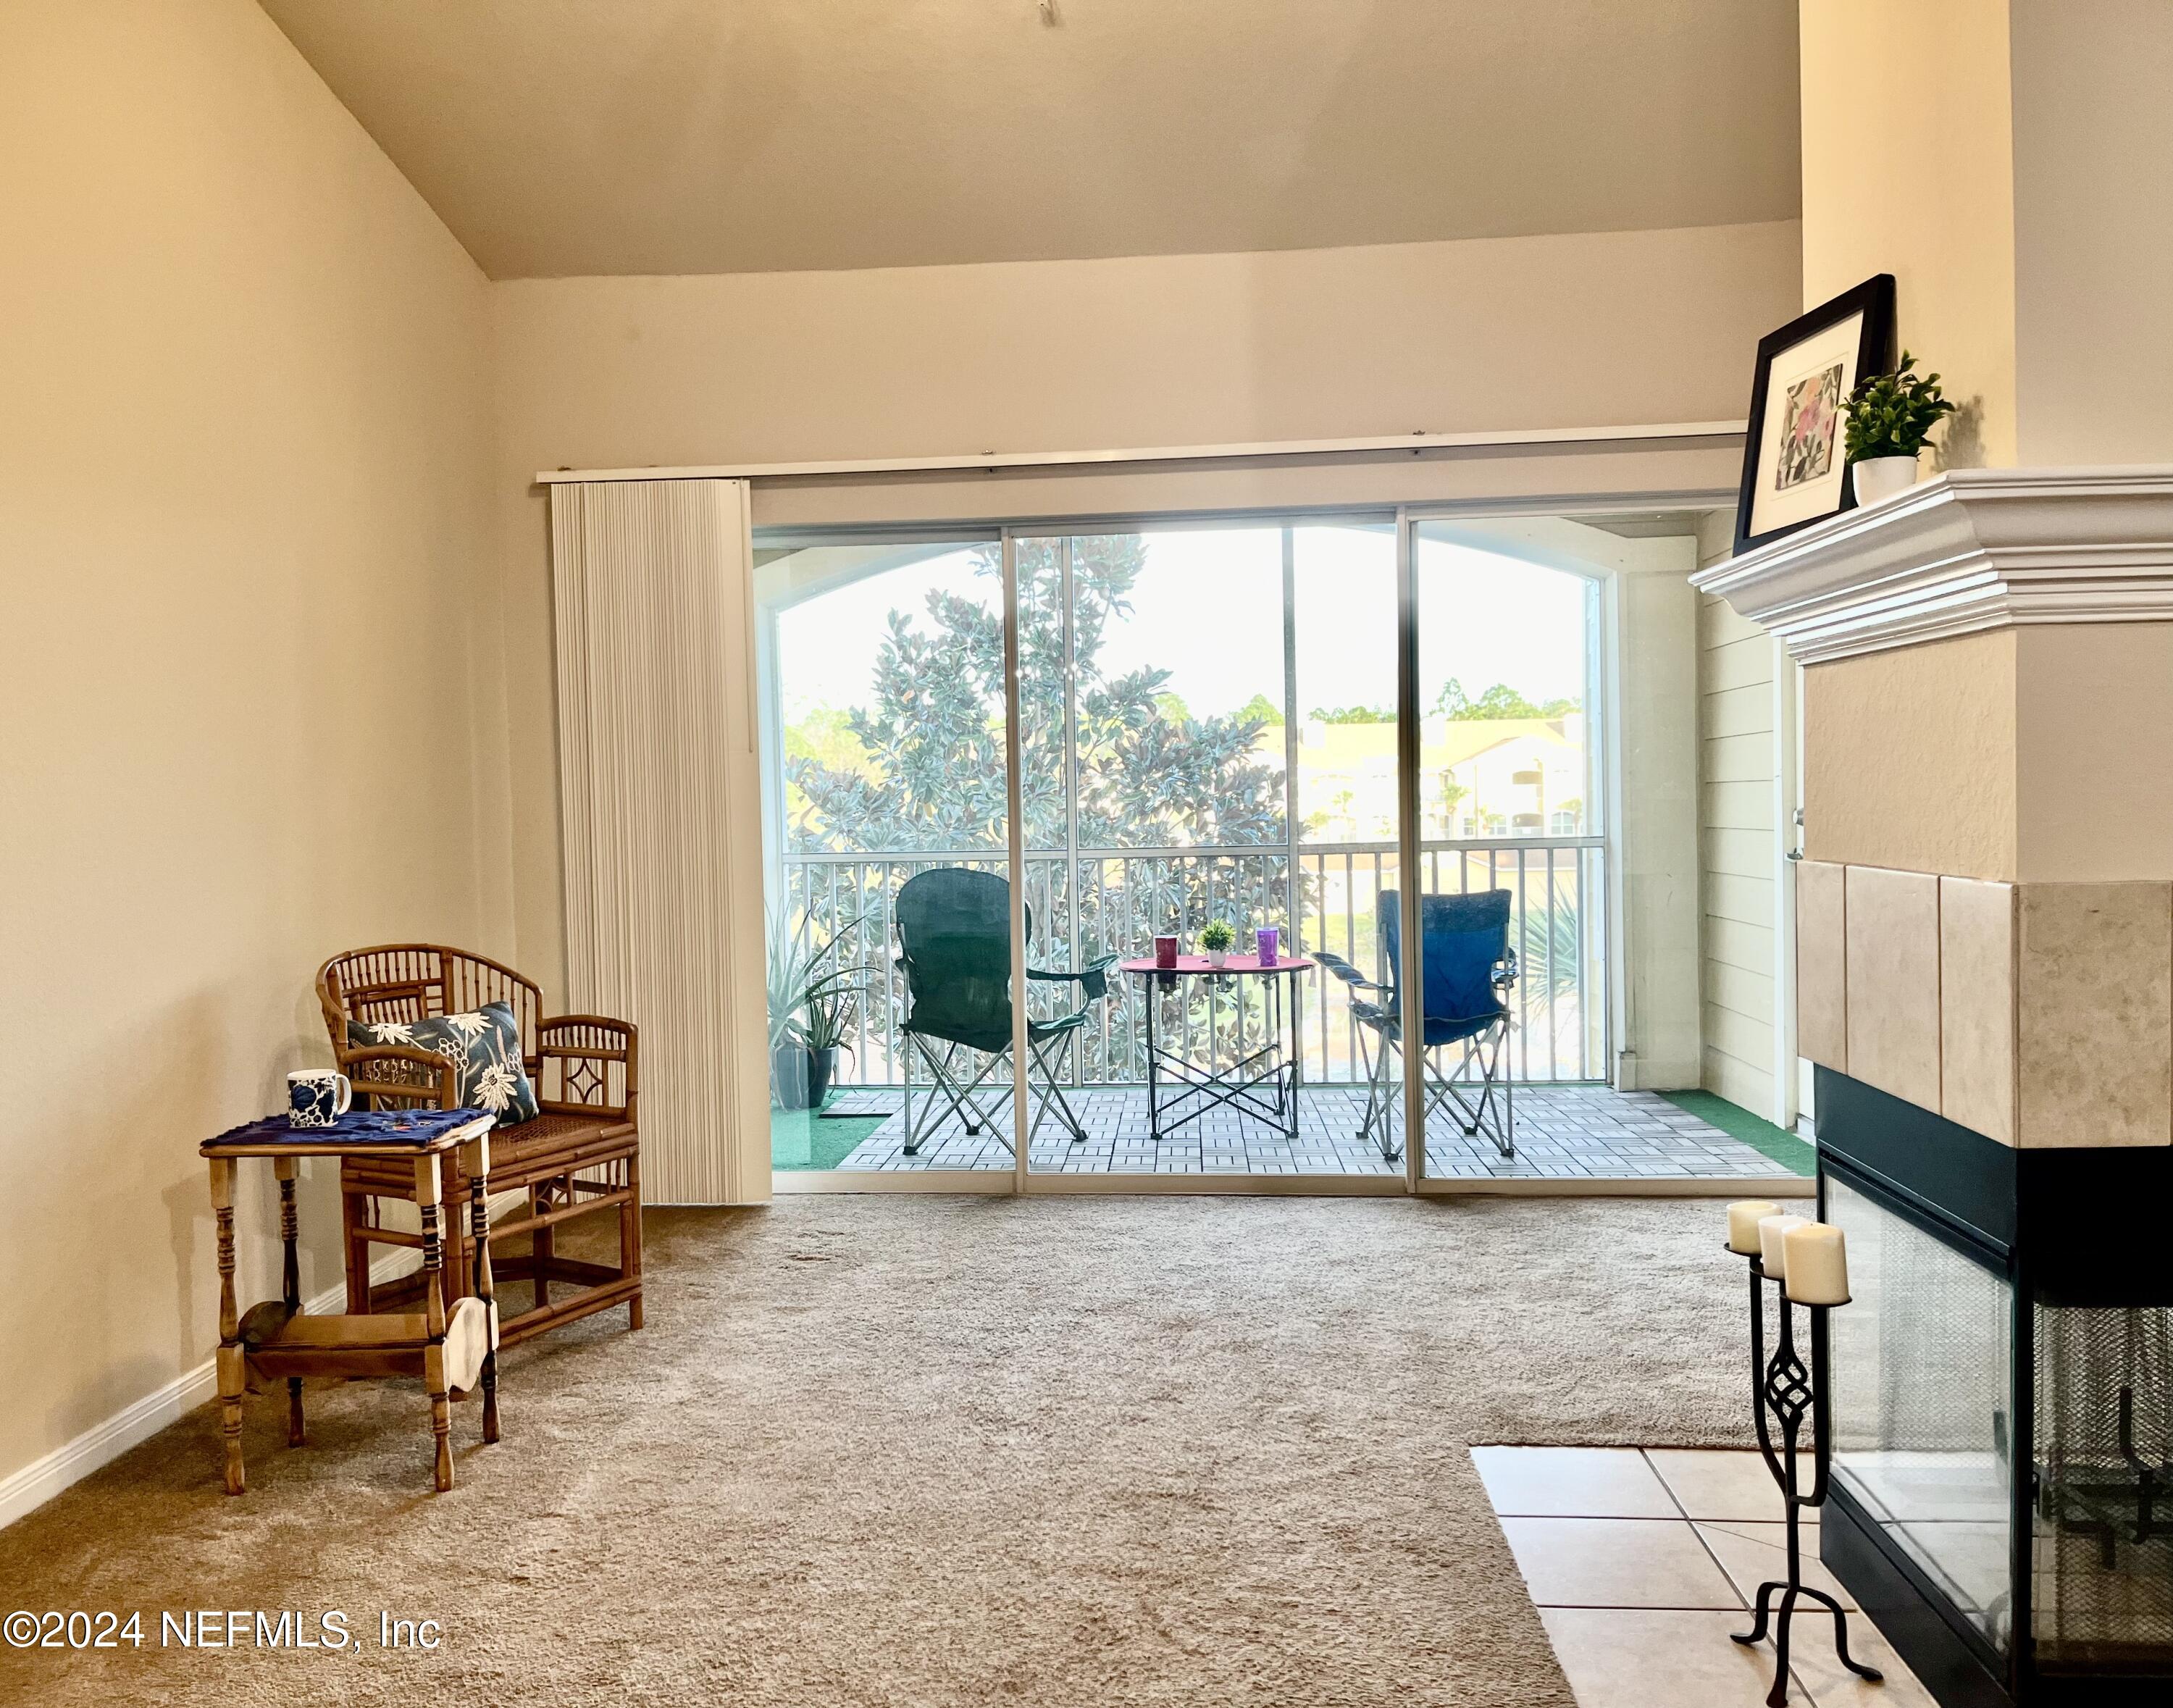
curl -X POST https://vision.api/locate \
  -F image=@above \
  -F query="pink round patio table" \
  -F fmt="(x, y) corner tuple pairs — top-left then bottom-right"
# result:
(1118, 953), (1316, 1143)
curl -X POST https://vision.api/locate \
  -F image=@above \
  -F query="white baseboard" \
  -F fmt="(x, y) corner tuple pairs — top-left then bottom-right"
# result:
(0, 1357), (222, 1533)
(0, 1188), (525, 1532)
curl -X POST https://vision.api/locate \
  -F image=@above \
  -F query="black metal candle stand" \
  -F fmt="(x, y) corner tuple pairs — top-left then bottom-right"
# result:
(1731, 1248), (1884, 1707)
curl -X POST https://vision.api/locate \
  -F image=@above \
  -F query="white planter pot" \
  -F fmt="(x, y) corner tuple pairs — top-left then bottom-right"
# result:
(1850, 456), (1919, 507)
(1205, 949), (1228, 968)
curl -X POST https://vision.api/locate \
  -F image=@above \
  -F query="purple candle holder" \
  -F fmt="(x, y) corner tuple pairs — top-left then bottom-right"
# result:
(1256, 926), (1278, 966)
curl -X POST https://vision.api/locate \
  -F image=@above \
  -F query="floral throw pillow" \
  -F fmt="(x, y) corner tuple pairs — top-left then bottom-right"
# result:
(346, 1000), (539, 1128)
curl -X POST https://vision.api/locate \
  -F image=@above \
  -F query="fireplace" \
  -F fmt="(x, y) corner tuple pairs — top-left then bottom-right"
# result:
(1815, 1068), (2173, 1706)
(1686, 468), (2173, 1700)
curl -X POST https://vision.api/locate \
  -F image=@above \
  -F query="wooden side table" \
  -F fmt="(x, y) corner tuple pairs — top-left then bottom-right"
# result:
(198, 1111), (500, 1494)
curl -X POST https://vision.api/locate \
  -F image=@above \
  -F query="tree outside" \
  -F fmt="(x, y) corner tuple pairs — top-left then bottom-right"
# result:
(787, 537), (1291, 1079)
(790, 537), (1285, 858)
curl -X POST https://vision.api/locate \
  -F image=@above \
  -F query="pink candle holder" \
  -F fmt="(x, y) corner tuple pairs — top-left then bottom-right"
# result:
(1154, 934), (1178, 969)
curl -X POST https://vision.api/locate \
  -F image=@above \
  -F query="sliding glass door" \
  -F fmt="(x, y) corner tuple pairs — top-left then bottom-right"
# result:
(758, 537), (1021, 1178)
(748, 508), (1704, 1189)
(1010, 524), (1402, 1180)
(1411, 519), (1608, 1183)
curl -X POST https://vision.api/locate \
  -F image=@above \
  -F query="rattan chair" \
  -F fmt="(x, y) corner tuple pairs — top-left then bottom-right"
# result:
(316, 945), (642, 1347)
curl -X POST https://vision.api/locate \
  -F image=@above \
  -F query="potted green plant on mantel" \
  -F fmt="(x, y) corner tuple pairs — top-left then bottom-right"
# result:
(1199, 918), (1236, 968)
(1843, 351), (1958, 507)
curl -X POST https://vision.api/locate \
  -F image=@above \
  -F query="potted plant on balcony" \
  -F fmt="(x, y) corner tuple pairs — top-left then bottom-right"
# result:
(797, 985), (856, 1109)
(1843, 351), (1956, 507)
(1199, 918), (1235, 968)
(768, 910), (866, 1110)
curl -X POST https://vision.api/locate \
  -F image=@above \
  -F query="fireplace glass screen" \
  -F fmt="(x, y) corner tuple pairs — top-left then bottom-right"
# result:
(2032, 1299), (2173, 1670)
(1826, 1176), (2015, 1655)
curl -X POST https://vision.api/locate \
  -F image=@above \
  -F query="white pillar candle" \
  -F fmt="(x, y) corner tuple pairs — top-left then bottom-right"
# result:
(1783, 1221), (1850, 1305)
(1758, 1214), (1808, 1277)
(1727, 1199), (1782, 1255)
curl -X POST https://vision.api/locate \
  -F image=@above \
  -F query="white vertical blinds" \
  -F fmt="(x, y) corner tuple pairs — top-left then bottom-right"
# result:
(548, 478), (769, 1204)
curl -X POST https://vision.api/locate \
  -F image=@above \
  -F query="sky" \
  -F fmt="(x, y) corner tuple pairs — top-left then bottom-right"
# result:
(774, 525), (1595, 725)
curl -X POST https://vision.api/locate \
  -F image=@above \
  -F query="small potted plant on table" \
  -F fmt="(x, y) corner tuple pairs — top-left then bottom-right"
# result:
(1844, 351), (1956, 507)
(1200, 918), (1235, 968)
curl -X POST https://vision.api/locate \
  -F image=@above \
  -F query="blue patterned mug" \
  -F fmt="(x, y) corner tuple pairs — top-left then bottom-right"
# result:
(288, 1068), (352, 1129)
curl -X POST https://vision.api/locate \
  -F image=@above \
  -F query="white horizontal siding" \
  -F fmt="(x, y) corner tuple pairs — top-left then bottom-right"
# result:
(1704, 1045), (1776, 1115)
(1699, 595), (1767, 650)
(1704, 1002), (1774, 1074)
(1704, 730), (1778, 782)
(1702, 826), (1773, 879)
(1703, 682), (1775, 738)
(1703, 869), (1772, 928)
(1706, 915), (1775, 977)
(1702, 780), (1775, 831)
(1696, 540), (1785, 1121)
(1706, 959), (1776, 1027)
(1702, 633), (1775, 693)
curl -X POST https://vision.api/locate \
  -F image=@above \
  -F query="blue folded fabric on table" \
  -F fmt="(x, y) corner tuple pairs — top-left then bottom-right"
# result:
(204, 1108), (488, 1147)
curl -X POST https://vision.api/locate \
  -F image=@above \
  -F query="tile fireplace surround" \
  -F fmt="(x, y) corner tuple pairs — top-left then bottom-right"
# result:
(1793, 861), (2172, 1150)
(1693, 469), (2173, 1707)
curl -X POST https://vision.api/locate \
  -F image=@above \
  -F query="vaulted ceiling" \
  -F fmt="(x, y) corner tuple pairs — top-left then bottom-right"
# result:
(259, 0), (1801, 280)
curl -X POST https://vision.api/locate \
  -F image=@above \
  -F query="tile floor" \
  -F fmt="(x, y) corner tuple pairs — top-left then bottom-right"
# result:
(1472, 1445), (1937, 1708)
(818, 1084), (1805, 1179)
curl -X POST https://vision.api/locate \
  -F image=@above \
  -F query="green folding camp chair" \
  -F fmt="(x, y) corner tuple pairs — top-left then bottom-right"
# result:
(894, 868), (1115, 1154)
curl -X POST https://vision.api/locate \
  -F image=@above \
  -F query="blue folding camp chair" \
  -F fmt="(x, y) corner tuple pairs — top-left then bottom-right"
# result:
(1318, 889), (1518, 1162)
(893, 868), (1116, 1155)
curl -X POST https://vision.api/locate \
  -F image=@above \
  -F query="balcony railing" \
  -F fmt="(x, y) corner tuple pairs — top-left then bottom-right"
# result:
(782, 836), (1607, 1089)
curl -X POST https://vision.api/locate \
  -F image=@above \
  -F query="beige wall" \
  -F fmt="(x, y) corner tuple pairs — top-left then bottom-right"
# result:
(1801, 0), (2173, 469)
(1799, 0), (2018, 468)
(2009, 0), (2173, 465)
(2013, 624), (2173, 883)
(1802, 632), (2019, 880)
(493, 219), (1801, 995)
(1801, 624), (2173, 887)
(0, 1), (500, 1489)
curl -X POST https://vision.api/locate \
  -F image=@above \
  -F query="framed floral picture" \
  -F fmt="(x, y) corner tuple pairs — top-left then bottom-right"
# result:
(1734, 275), (1896, 552)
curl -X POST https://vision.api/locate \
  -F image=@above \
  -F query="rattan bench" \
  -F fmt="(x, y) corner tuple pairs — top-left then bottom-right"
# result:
(317, 945), (642, 1347)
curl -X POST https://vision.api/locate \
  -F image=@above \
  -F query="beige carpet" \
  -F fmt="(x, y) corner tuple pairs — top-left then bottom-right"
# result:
(0, 1196), (1752, 1706)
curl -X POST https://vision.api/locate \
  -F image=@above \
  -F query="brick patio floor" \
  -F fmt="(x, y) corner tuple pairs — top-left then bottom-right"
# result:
(818, 1084), (1801, 1179)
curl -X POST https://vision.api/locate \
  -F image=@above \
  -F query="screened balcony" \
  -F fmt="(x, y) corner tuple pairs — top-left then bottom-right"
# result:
(781, 837), (1606, 1094)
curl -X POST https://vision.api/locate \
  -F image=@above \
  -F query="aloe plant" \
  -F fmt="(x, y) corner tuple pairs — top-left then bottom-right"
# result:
(767, 909), (867, 1057)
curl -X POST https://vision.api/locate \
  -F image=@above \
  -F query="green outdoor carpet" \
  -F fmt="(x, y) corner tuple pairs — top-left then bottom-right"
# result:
(771, 1105), (886, 1171)
(1660, 1089), (1816, 1176)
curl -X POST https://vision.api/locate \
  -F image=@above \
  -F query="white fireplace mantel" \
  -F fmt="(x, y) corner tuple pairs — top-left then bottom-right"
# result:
(1689, 466), (2173, 663)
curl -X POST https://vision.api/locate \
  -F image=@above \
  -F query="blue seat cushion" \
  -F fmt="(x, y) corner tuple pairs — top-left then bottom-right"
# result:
(1422, 1009), (1505, 1048)
(346, 998), (539, 1128)
(1354, 1006), (1506, 1048)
